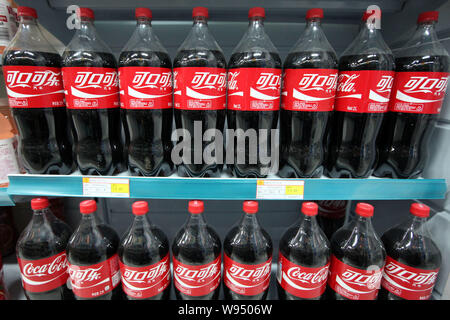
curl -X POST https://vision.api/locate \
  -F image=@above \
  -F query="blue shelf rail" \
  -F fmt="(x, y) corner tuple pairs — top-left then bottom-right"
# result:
(3, 174), (447, 204)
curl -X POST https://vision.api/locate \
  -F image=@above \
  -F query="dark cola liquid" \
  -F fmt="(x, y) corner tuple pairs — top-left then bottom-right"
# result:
(67, 223), (123, 300)
(277, 222), (330, 300)
(375, 55), (450, 178)
(379, 226), (441, 300)
(223, 220), (273, 300)
(3, 51), (73, 174)
(227, 52), (281, 178)
(326, 53), (395, 178)
(279, 51), (338, 178)
(16, 211), (73, 300)
(317, 200), (348, 240)
(119, 51), (174, 177)
(172, 223), (221, 300)
(118, 222), (170, 300)
(62, 51), (124, 175)
(326, 227), (386, 300)
(173, 49), (226, 177)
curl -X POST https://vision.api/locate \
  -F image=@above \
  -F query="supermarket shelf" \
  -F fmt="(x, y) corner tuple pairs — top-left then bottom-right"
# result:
(4, 174), (447, 202)
(0, 188), (14, 206)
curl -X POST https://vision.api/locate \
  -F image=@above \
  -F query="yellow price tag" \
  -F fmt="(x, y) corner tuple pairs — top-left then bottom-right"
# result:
(285, 185), (303, 195)
(83, 177), (89, 183)
(111, 183), (129, 194)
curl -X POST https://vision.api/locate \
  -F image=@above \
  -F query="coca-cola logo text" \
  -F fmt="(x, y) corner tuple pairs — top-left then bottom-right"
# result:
(23, 255), (68, 277)
(175, 263), (219, 282)
(227, 71), (240, 90)
(191, 71), (226, 90)
(298, 73), (337, 92)
(131, 71), (172, 89)
(69, 266), (103, 282)
(336, 74), (360, 92)
(74, 71), (118, 89)
(123, 263), (168, 283)
(286, 266), (328, 284)
(384, 262), (438, 286)
(256, 73), (281, 91)
(6, 70), (62, 88)
(404, 76), (448, 94)
(341, 269), (382, 290)
(228, 262), (271, 282)
(376, 75), (394, 93)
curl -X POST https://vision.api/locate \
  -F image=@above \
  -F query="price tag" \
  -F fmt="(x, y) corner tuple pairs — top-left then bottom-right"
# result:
(82, 177), (130, 198)
(256, 180), (304, 199)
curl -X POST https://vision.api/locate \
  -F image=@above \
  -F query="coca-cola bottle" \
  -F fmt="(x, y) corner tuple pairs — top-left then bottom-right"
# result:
(16, 197), (73, 300)
(317, 200), (348, 239)
(118, 201), (171, 300)
(2, 6), (73, 174)
(173, 7), (226, 177)
(325, 9), (395, 178)
(62, 7), (124, 175)
(227, 7), (282, 178)
(375, 11), (450, 179)
(0, 254), (7, 300)
(326, 202), (386, 300)
(172, 200), (221, 300)
(118, 8), (174, 177)
(277, 202), (330, 300)
(223, 201), (273, 300)
(379, 203), (441, 300)
(67, 200), (122, 300)
(279, 8), (338, 178)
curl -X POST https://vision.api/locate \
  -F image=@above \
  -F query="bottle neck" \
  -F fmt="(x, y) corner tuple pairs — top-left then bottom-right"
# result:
(306, 18), (322, 29)
(407, 215), (430, 237)
(186, 212), (207, 228)
(248, 17), (265, 35)
(17, 16), (41, 35)
(354, 215), (375, 234)
(293, 214), (320, 239)
(413, 21), (439, 45)
(30, 208), (51, 226)
(193, 16), (208, 27)
(239, 212), (261, 231)
(79, 213), (98, 229)
(131, 214), (152, 233)
(77, 17), (97, 39)
(137, 17), (152, 27)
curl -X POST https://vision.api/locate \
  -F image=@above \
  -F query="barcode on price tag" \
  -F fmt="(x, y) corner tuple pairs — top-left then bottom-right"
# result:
(256, 180), (304, 199)
(82, 177), (130, 198)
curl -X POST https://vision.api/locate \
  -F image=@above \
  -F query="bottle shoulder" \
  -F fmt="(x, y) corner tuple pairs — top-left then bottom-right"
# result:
(173, 49), (226, 68)
(62, 50), (117, 68)
(228, 51), (281, 69)
(118, 51), (172, 68)
(283, 51), (338, 69)
(3, 50), (62, 67)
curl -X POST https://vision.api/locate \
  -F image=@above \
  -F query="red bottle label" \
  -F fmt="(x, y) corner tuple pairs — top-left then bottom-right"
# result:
(172, 256), (221, 297)
(228, 68), (282, 111)
(381, 256), (439, 300)
(223, 254), (272, 296)
(17, 251), (69, 293)
(388, 71), (449, 114)
(62, 67), (120, 109)
(328, 255), (384, 300)
(68, 254), (121, 299)
(277, 253), (329, 299)
(3, 66), (66, 108)
(119, 254), (170, 299)
(281, 68), (338, 111)
(173, 67), (226, 110)
(118, 67), (173, 109)
(335, 70), (395, 113)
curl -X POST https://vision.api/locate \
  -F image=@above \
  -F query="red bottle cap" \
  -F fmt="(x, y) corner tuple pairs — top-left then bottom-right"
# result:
(17, 6), (37, 19)
(77, 7), (95, 20)
(355, 202), (374, 218)
(249, 7), (265, 19)
(243, 201), (258, 214)
(306, 8), (323, 20)
(417, 11), (438, 24)
(193, 7), (209, 19)
(31, 197), (49, 210)
(132, 201), (149, 216)
(301, 202), (319, 216)
(80, 200), (97, 214)
(135, 8), (152, 19)
(188, 200), (204, 214)
(410, 203), (430, 218)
